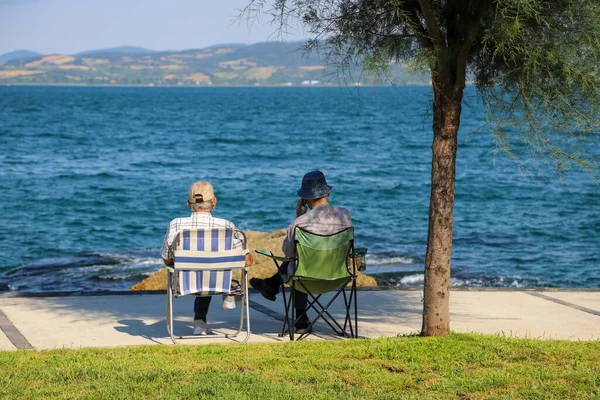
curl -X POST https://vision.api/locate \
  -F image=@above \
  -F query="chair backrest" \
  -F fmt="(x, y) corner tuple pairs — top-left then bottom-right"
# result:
(172, 228), (246, 296)
(293, 227), (354, 294)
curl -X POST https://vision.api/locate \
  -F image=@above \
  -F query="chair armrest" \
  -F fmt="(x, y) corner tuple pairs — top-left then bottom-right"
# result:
(255, 249), (295, 262)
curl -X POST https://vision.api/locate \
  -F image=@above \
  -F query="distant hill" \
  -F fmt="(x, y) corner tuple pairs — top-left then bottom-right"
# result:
(0, 42), (429, 86)
(75, 46), (156, 56)
(0, 50), (42, 65)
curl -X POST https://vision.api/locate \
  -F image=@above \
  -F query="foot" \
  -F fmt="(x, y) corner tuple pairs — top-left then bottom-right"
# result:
(193, 320), (211, 336)
(294, 313), (311, 334)
(249, 278), (278, 301)
(295, 326), (312, 335)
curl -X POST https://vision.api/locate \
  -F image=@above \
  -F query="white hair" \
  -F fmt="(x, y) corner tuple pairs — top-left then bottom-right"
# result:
(190, 200), (213, 211)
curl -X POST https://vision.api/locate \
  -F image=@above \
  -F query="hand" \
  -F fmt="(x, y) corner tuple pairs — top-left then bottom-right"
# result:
(296, 198), (308, 217)
(245, 253), (254, 267)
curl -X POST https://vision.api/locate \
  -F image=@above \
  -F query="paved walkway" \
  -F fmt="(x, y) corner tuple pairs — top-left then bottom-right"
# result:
(0, 288), (598, 350)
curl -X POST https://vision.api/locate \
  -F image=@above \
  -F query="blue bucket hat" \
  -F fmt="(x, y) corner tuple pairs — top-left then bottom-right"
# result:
(297, 171), (332, 199)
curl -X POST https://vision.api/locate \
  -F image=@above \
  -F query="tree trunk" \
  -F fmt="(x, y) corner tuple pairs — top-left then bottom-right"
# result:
(421, 77), (463, 336)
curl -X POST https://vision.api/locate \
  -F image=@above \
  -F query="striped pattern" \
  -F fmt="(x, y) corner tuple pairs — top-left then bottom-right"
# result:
(173, 228), (246, 296)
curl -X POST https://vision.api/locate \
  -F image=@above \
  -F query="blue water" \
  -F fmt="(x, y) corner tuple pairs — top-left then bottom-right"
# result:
(0, 85), (598, 292)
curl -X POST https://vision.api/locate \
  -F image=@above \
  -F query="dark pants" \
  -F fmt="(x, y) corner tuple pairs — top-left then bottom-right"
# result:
(280, 261), (307, 312)
(291, 288), (307, 311)
(194, 296), (211, 322)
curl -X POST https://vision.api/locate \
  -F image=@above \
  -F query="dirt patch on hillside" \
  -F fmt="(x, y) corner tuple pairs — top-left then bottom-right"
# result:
(57, 65), (90, 70)
(185, 73), (211, 82)
(246, 66), (279, 80)
(0, 70), (45, 79)
(26, 55), (74, 68)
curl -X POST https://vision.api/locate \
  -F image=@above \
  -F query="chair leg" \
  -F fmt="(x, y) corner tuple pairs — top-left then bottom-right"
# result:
(166, 271), (177, 344)
(241, 269), (251, 342)
(166, 276), (171, 337)
(298, 281), (345, 334)
(282, 277), (358, 341)
(290, 282), (296, 341)
(222, 270), (251, 342)
(338, 282), (358, 338)
(353, 280), (358, 338)
(342, 288), (352, 336)
(230, 278), (245, 338)
(342, 286), (356, 338)
(167, 267), (253, 344)
(294, 291), (346, 340)
(339, 281), (358, 338)
(311, 294), (346, 335)
(279, 281), (291, 338)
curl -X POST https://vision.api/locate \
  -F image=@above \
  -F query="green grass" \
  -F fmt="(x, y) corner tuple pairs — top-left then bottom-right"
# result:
(1, 334), (599, 399)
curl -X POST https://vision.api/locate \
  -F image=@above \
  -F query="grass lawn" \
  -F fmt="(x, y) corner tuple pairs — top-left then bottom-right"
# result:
(1, 334), (599, 399)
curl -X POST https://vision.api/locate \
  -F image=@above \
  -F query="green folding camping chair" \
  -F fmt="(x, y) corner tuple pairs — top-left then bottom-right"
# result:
(256, 226), (367, 341)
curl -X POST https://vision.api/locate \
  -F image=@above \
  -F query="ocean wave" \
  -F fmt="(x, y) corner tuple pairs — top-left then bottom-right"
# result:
(96, 253), (160, 266)
(0, 251), (163, 293)
(379, 273), (531, 288)
(90, 272), (151, 282)
(3, 254), (121, 276)
(367, 255), (415, 265)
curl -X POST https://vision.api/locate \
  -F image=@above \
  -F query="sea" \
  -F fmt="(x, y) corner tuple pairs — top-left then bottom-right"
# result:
(0, 85), (598, 293)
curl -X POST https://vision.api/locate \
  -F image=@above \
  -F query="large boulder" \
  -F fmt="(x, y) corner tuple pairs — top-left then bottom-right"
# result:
(131, 229), (376, 290)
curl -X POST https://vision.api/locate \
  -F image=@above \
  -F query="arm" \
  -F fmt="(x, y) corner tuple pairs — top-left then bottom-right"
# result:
(231, 226), (253, 266)
(282, 199), (307, 257)
(282, 220), (296, 258)
(160, 222), (175, 265)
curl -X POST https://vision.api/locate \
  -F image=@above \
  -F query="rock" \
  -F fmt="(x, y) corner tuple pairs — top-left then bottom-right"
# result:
(130, 229), (376, 290)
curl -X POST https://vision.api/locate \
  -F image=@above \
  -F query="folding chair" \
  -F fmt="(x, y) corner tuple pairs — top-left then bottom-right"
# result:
(256, 227), (367, 341)
(166, 228), (250, 344)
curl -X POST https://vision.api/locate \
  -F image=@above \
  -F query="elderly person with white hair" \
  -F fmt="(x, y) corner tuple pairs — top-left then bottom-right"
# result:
(161, 181), (253, 335)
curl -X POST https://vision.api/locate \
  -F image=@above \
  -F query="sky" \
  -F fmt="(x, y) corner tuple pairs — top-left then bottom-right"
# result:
(0, 0), (306, 55)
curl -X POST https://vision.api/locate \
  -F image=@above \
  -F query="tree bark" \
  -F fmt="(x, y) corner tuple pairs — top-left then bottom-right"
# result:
(421, 76), (463, 336)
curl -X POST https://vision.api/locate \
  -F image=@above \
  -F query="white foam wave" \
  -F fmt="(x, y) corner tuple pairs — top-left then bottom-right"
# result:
(123, 258), (161, 266)
(399, 274), (424, 285)
(367, 255), (415, 265)
(97, 253), (162, 266)
(394, 274), (525, 288)
(398, 274), (475, 287)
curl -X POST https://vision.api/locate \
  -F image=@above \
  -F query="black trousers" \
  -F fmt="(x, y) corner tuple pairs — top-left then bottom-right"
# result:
(194, 296), (211, 322)
(279, 261), (307, 311)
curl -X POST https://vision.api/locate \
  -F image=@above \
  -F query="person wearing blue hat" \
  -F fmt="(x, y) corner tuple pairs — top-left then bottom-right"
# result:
(250, 170), (353, 332)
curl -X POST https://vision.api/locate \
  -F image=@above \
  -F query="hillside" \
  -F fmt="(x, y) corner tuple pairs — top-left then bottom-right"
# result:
(0, 50), (42, 65)
(0, 42), (428, 86)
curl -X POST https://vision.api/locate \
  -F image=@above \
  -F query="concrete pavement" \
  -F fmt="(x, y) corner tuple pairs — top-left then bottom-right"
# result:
(0, 288), (598, 350)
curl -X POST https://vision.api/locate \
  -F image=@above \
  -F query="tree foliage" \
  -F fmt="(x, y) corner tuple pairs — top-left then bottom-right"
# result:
(244, 0), (600, 175)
